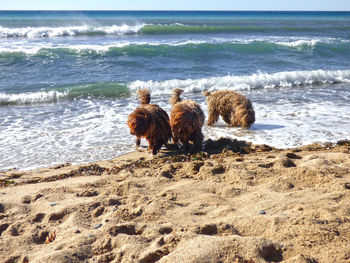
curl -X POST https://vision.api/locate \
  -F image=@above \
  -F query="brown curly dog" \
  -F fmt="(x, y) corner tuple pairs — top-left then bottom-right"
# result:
(170, 88), (205, 152)
(203, 90), (255, 128)
(127, 89), (172, 155)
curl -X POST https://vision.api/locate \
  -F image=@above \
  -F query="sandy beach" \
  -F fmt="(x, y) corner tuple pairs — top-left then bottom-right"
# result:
(1, 138), (350, 263)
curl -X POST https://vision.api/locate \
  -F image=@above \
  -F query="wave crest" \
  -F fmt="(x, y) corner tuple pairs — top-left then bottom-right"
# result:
(1, 37), (348, 55)
(0, 24), (145, 38)
(2, 70), (349, 106)
(0, 82), (130, 106)
(129, 69), (350, 95)
(0, 90), (67, 106)
(0, 24), (263, 38)
(2, 22), (349, 38)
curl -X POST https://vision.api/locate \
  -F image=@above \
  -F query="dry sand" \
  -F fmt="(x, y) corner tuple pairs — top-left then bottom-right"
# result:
(1, 138), (350, 263)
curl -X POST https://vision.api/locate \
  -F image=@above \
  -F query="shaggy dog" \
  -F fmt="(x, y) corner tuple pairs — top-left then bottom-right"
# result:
(203, 90), (255, 128)
(127, 89), (172, 155)
(170, 88), (205, 152)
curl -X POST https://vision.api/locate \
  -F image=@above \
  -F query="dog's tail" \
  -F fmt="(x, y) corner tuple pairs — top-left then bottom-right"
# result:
(170, 88), (184, 106)
(203, 91), (211, 97)
(138, 89), (151, 105)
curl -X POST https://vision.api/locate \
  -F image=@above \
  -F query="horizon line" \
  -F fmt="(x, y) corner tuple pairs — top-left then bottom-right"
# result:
(1, 9), (350, 12)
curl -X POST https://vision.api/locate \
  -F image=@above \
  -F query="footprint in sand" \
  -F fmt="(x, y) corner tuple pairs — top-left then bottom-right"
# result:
(31, 213), (46, 223)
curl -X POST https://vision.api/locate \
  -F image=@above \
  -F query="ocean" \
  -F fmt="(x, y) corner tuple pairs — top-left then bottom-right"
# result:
(1, 11), (350, 171)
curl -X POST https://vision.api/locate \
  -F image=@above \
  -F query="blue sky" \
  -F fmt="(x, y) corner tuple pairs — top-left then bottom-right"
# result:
(1, 0), (349, 11)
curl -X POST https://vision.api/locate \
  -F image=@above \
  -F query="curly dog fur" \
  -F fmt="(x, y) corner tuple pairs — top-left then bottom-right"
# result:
(170, 88), (205, 152)
(127, 89), (172, 155)
(203, 90), (255, 128)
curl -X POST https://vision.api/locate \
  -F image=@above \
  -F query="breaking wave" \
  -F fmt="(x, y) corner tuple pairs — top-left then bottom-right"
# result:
(2, 69), (350, 106)
(0, 82), (130, 106)
(2, 23), (348, 38)
(129, 69), (350, 95)
(1, 38), (348, 56)
(0, 24), (145, 38)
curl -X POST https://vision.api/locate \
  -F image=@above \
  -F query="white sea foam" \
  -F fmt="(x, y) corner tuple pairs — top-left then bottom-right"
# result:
(0, 25), (90, 38)
(0, 90), (67, 105)
(0, 24), (146, 38)
(129, 69), (350, 95)
(0, 40), (208, 54)
(206, 36), (345, 47)
(2, 69), (350, 106)
(94, 24), (145, 35)
(1, 36), (346, 54)
(277, 39), (320, 47)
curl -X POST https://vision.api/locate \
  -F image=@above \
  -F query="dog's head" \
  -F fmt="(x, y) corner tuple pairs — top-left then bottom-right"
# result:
(127, 109), (151, 137)
(236, 107), (255, 128)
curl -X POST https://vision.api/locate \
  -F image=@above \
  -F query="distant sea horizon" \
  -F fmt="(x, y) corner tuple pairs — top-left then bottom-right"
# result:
(1, 10), (349, 11)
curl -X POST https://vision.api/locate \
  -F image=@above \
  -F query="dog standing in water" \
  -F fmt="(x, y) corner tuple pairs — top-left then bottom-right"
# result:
(127, 89), (172, 155)
(203, 90), (255, 128)
(170, 88), (205, 152)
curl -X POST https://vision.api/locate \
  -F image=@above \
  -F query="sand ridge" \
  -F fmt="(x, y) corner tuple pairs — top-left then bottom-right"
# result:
(1, 139), (350, 263)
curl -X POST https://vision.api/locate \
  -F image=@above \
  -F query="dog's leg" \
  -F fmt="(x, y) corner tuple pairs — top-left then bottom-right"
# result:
(180, 139), (190, 152)
(207, 109), (219, 126)
(173, 134), (178, 144)
(222, 113), (231, 125)
(173, 135), (179, 149)
(191, 130), (204, 153)
(146, 138), (153, 152)
(136, 137), (141, 147)
(152, 140), (163, 155)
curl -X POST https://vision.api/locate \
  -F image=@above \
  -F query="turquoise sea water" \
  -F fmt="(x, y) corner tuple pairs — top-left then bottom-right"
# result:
(0, 11), (350, 170)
